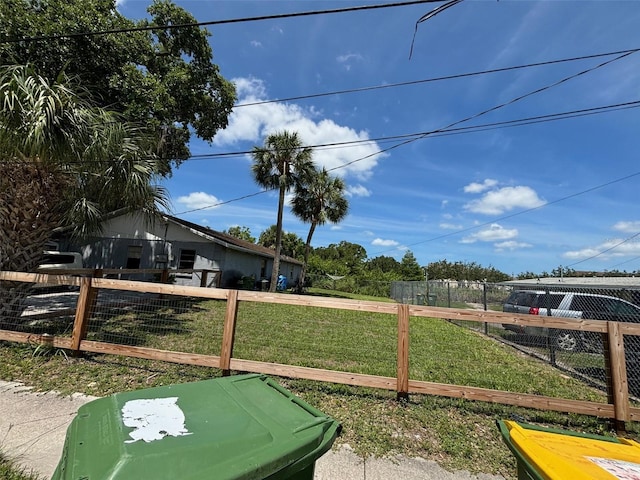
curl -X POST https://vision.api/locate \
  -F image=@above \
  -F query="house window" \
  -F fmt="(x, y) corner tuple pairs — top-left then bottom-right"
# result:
(126, 245), (142, 269)
(178, 249), (196, 270)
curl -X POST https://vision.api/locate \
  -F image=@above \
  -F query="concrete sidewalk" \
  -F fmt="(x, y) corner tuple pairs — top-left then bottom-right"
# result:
(0, 380), (505, 480)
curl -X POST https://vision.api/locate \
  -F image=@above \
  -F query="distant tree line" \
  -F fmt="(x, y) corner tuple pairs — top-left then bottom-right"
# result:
(223, 227), (514, 295)
(224, 226), (640, 296)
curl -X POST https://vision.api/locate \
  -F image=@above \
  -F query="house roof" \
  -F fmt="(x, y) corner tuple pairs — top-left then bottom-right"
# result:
(502, 276), (640, 289)
(165, 215), (303, 266)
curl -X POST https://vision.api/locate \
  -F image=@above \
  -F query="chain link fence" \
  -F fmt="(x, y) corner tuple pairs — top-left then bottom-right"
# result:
(391, 280), (640, 399)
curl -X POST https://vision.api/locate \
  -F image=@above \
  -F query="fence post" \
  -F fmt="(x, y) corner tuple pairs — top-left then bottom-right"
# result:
(605, 321), (629, 433)
(483, 282), (488, 335)
(70, 277), (97, 356)
(220, 289), (239, 376)
(200, 270), (208, 288)
(397, 303), (410, 401)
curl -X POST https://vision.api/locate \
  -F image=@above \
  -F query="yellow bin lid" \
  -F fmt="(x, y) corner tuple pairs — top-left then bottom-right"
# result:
(502, 420), (640, 479)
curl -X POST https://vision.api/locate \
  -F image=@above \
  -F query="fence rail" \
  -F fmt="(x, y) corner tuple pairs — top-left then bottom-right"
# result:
(1, 271), (640, 431)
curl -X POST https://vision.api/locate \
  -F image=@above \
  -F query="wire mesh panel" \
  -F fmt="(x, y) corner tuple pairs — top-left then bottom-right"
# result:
(232, 302), (398, 377)
(409, 315), (609, 405)
(0, 280), (77, 337)
(85, 289), (225, 356)
(463, 283), (640, 400)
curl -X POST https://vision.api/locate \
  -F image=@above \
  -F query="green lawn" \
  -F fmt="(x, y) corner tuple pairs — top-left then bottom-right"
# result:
(0, 288), (631, 478)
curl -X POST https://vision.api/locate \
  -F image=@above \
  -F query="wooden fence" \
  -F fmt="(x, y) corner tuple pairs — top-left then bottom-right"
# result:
(1, 271), (639, 431)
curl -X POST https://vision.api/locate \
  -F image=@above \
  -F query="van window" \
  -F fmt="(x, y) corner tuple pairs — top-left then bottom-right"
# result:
(506, 291), (537, 306)
(532, 293), (564, 309)
(571, 295), (617, 315)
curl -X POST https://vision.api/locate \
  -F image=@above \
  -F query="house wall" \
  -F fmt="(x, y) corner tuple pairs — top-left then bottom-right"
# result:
(73, 212), (302, 289)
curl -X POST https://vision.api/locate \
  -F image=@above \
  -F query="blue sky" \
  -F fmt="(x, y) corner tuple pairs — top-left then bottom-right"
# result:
(118, 0), (640, 276)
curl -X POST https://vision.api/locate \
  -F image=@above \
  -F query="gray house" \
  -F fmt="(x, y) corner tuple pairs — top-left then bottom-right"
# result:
(74, 211), (303, 289)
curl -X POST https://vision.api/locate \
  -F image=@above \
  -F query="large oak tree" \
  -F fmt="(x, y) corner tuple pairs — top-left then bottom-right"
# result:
(0, 0), (236, 175)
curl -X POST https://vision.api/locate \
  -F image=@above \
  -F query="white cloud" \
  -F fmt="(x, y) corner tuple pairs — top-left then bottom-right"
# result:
(336, 53), (364, 71)
(563, 238), (640, 260)
(337, 53), (363, 63)
(372, 238), (399, 247)
(463, 179), (498, 194)
(215, 77), (384, 180)
(461, 224), (518, 244)
(464, 186), (546, 215)
(494, 241), (532, 251)
(613, 221), (640, 233)
(440, 223), (463, 230)
(346, 184), (371, 197)
(250, 40), (262, 48)
(176, 192), (221, 210)
(441, 200), (449, 208)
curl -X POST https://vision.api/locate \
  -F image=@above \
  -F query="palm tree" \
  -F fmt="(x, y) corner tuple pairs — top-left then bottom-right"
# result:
(0, 65), (168, 314)
(291, 167), (349, 291)
(251, 131), (314, 292)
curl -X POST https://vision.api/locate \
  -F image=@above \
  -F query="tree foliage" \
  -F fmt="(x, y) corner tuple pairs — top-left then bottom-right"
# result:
(257, 226), (305, 261)
(0, 66), (168, 318)
(400, 251), (424, 280)
(425, 259), (510, 283)
(291, 167), (348, 289)
(251, 131), (314, 291)
(0, 0), (236, 175)
(223, 226), (256, 243)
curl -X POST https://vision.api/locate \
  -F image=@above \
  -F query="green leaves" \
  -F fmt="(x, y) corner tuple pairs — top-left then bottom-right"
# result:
(0, 0), (236, 174)
(0, 65), (169, 254)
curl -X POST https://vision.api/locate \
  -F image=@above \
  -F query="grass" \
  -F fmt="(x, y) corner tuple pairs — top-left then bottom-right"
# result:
(0, 288), (635, 478)
(0, 452), (42, 480)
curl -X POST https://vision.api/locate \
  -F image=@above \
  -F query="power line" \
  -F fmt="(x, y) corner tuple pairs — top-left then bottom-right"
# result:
(4, 98), (638, 178)
(565, 232), (640, 268)
(1, 0), (442, 45)
(182, 99), (640, 162)
(236, 47), (640, 108)
(4, 98), (637, 168)
(607, 256), (640, 270)
(370, 171), (640, 255)
(324, 50), (636, 174)
(172, 102), (640, 215)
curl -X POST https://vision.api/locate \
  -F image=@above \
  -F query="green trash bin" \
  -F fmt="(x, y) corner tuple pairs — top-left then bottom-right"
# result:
(52, 374), (341, 480)
(427, 294), (437, 306)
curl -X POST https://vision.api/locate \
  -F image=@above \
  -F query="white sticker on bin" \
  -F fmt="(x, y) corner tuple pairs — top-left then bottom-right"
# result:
(121, 397), (192, 444)
(587, 457), (640, 480)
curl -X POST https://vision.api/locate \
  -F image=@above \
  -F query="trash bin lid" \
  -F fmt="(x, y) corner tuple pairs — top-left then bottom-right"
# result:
(53, 374), (340, 480)
(498, 420), (640, 480)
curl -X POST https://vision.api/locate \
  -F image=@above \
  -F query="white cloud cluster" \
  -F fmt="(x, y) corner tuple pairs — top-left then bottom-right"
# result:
(346, 184), (372, 197)
(464, 184), (546, 215)
(613, 221), (640, 233)
(461, 223), (518, 244)
(563, 237), (640, 261)
(463, 179), (498, 194)
(176, 192), (221, 210)
(372, 238), (399, 247)
(215, 77), (383, 180)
